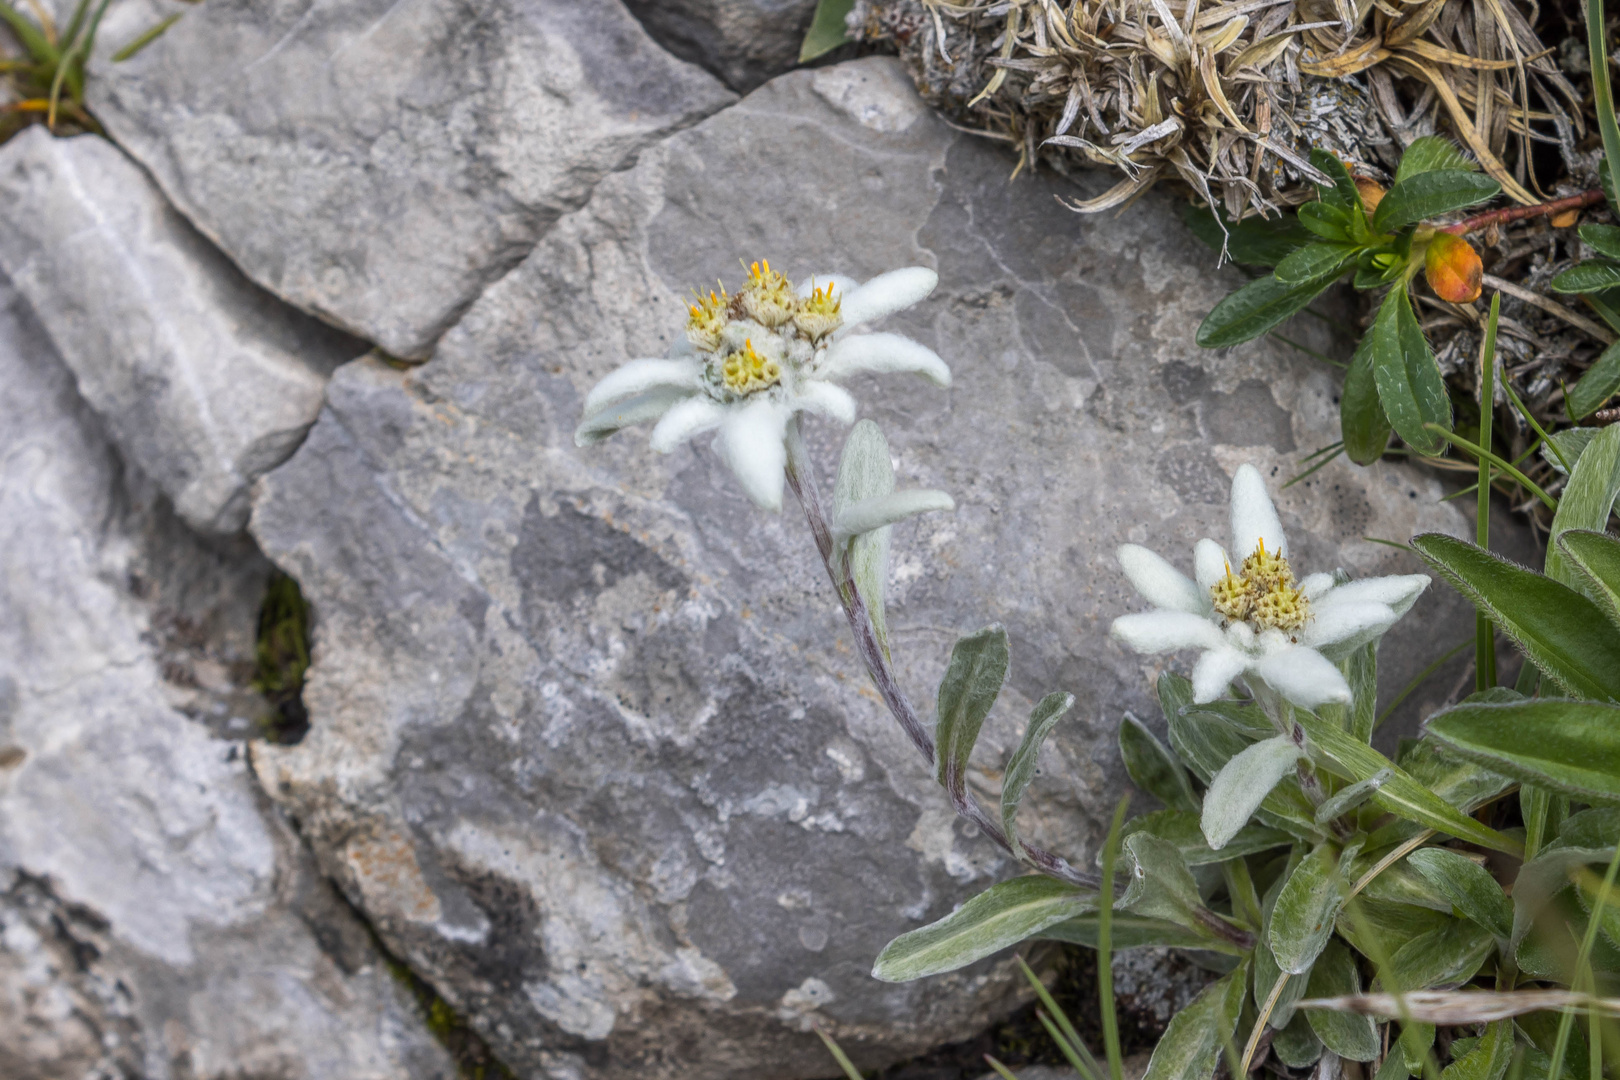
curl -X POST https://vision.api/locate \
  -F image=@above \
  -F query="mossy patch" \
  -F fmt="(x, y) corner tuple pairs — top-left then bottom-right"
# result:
(252, 571), (311, 744)
(385, 956), (514, 1080)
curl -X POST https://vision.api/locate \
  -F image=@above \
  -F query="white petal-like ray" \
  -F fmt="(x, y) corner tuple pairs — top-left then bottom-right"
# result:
(649, 396), (728, 452)
(837, 267), (939, 330)
(1299, 572), (1335, 600)
(819, 333), (951, 386)
(1110, 611), (1228, 654)
(1300, 601), (1397, 650)
(1192, 647), (1252, 703)
(715, 398), (791, 511)
(795, 380), (858, 424)
(574, 388), (691, 447)
(1314, 575), (1430, 617)
(796, 273), (859, 300)
(1230, 463), (1288, 560)
(1194, 538), (1231, 592)
(1118, 544), (1204, 614)
(1252, 646), (1352, 708)
(582, 358), (704, 417)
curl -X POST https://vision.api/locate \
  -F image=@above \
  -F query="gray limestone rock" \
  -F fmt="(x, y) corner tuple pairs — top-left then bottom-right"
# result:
(622, 0), (822, 91)
(0, 128), (363, 534)
(88, 0), (737, 359)
(0, 269), (455, 1080)
(247, 57), (1482, 1080)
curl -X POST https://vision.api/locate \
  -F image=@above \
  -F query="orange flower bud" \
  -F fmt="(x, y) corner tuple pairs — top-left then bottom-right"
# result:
(1355, 178), (1386, 216)
(1550, 208), (1581, 228)
(1425, 232), (1483, 303)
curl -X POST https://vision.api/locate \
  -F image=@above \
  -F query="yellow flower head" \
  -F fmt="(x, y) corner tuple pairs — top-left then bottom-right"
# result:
(1210, 539), (1310, 632)
(737, 259), (798, 329)
(793, 279), (844, 341)
(686, 286), (729, 352)
(720, 339), (782, 395)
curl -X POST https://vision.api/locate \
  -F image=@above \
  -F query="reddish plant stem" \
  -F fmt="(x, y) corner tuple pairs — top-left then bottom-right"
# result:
(1440, 188), (1605, 236)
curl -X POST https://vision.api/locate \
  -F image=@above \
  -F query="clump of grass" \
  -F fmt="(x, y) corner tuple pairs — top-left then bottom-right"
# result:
(252, 571), (311, 744)
(0, 0), (112, 144)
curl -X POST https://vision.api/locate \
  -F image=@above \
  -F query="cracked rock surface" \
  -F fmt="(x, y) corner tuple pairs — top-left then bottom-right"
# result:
(0, 269), (456, 1080)
(622, 0), (822, 91)
(0, 128), (364, 534)
(88, 0), (737, 359)
(246, 56), (1482, 1080)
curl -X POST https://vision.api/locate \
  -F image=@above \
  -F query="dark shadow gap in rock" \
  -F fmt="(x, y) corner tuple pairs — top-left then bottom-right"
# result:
(251, 570), (313, 746)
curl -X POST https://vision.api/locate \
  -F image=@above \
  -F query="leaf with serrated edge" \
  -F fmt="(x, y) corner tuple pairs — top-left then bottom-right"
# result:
(1407, 847), (1513, 938)
(1372, 171), (1500, 233)
(1120, 714), (1199, 813)
(1412, 533), (1620, 702)
(935, 625), (1009, 788)
(1197, 271), (1343, 348)
(1551, 260), (1620, 294)
(1141, 966), (1248, 1080)
(1426, 699), (1620, 804)
(1275, 242), (1360, 284)
(1003, 692), (1075, 860)
(1342, 336), (1393, 465)
(871, 876), (1096, 982)
(1395, 136), (1476, 183)
(1371, 285), (1451, 455)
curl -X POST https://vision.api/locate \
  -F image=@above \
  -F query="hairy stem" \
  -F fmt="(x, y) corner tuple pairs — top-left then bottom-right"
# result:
(1439, 188), (1604, 236)
(782, 419), (1098, 889)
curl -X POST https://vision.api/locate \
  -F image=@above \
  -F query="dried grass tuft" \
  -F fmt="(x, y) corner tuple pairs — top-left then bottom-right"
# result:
(850, 0), (1583, 219)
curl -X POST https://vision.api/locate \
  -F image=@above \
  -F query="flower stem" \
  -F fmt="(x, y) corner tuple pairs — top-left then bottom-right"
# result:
(782, 418), (1099, 889)
(1438, 188), (1604, 236)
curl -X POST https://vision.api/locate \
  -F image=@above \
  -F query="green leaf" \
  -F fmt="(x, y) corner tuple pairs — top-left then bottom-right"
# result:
(1166, 698), (1320, 840)
(1196, 270), (1343, 348)
(871, 876), (1097, 981)
(1298, 201), (1353, 241)
(1118, 832), (1206, 930)
(1273, 1013), (1324, 1068)
(1568, 340), (1620, 418)
(1342, 335), (1393, 465)
(835, 420), (896, 656)
(1426, 698), (1620, 803)
(1344, 641), (1378, 741)
(1201, 733), (1302, 850)
(1395, 137), (1476, 184)
(1275, 242), (1362, 285)
(1041, 912), (1224, 952)
(1441, 1023), (1514, 1080)
(1003, 691), (1076, 860)
(1545, 427), (1602, 474)
(935, 625), (1010, 788)
(1123, 808), (1290, 866)
(1373, 172), (1501, 233)
(1559, 529), (1620, 628)
(1378, 917), (1495, 990)
(799, 0), (853, 61)
(1545, 425), (1620, 594)
(1371, 286), (1451, 455)
(1269, 842), (1351, 974)
(1141, 966), (1248, 1080)
(0, 2), (58, 65)
(1293, 707), (1522, 854)
(1406, 847), (1513, 938)
(1411, 533), (1620, 701)
(1304, 939), (1380, 1061)
(1182, 205), (1313, 267)
(1310, 148), (1362, 210)
(1550, 259), (1620, 294)
(1119, 713), (1199, 813)
(1581, 224), (1620, 260)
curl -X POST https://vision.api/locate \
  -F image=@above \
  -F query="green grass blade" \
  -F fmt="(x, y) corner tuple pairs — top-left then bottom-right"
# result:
(1099, 795), (1130, 1080)
(816, 1027), (866, 1080)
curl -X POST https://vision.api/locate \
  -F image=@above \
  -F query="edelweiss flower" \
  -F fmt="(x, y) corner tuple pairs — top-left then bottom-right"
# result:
(575, 260), (949, 511)
(1109, 465), (1429, 711)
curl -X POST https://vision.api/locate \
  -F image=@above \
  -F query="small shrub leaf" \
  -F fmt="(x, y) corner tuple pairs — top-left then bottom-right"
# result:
(1372, 171), (1500, 233)
(871, 876), (1096, 981)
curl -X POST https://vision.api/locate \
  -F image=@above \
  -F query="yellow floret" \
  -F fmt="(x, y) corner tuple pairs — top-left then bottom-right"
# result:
(1241, 539), (1295, 592)
(1253, 581), (1310, 631)
(1210, 568), (1253, 623)
(720, 339), (782, 395)
(737, 259), (798, 329)
(687, 286), (729, 352)
(793, 279), (844, 341)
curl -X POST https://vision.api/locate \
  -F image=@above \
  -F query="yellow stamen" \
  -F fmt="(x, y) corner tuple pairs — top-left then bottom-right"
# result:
(720, 339), (782, 395)
(1210, 541), (1311, 632)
